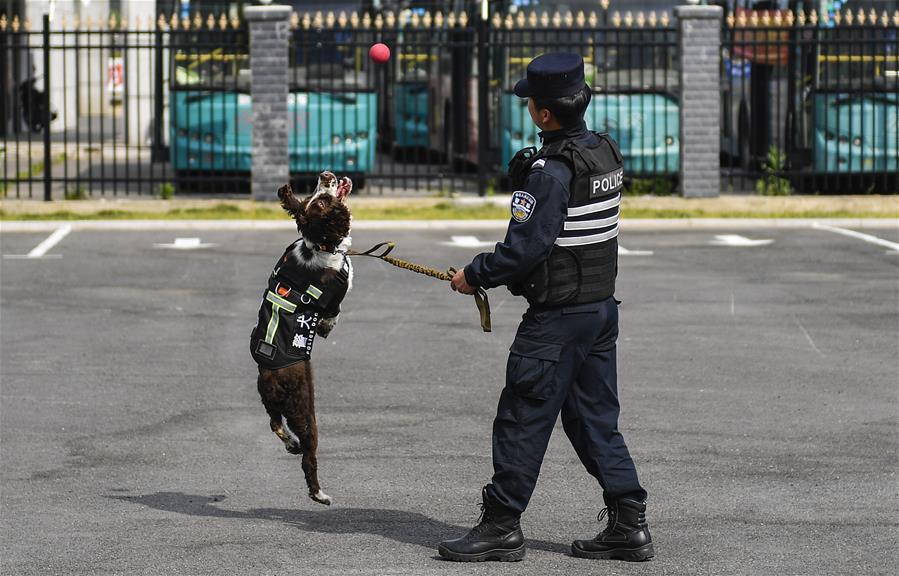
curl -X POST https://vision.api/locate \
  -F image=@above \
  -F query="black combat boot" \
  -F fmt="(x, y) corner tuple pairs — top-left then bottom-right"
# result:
(438, 488), (525, 562)
(571, 496), (654, 561)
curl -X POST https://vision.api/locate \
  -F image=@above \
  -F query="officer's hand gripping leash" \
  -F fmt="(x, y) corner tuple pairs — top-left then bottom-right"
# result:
(346, 242), (491, 333)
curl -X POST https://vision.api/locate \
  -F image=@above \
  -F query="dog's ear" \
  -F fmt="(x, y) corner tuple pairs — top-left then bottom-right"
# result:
(278, 183), (304, 220)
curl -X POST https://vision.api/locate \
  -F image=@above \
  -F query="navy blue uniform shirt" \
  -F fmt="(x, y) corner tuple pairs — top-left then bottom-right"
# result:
(464, 121), (599, 289)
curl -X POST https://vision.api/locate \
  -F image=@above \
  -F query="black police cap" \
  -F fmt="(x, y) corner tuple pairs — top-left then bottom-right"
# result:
(513, 52), (586, 99)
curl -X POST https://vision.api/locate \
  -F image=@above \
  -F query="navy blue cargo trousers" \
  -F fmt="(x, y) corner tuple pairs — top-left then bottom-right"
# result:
(485, 296), (647, 515)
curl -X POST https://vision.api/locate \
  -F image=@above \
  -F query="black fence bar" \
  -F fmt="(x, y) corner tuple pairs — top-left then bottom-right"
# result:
(42, 13), (49, 201)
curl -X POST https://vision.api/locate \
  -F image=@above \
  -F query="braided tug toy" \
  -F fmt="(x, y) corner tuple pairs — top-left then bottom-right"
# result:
(347, 242), (491, 332)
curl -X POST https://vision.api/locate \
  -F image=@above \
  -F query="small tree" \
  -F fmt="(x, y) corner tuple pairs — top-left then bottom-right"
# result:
(756, 146), (792, 196)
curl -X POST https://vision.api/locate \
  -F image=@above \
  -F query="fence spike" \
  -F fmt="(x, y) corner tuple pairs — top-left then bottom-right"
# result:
(490, 12), (500, 28)
(339, 11), (350, 27)
(588, 11), (598, 27)
(726, 12), (734, 27)
(773, 10), (782, 26)
(446, 11), (456, 27)
(515, 11), (525, 27)
(835, 10), (844, 25)
(760, 11), (770, 26)
(881, 10), (889, 26)
(528, 11), (538, 27)
(374, 13), (384, 29)
(552, 11), (562, 27)
(564, 11), (574, 27)
(192, 12), (202, 30)
(894, 10), (899, 26)
(459, 11), (469, 27)
(869, 8), (878, 25)
(423, 10), (432, 27)
(809, 9), (819, 25)
(325, 11), (336, 28)
(350, 11), (359, 28)
(660, 12), (670, 27)
(24, 16), (32, 31)
(168, 13), (177, 30)
(206, 13), (215, 30)
(410, 11), (420, 27)
(0, 15), (7, 32)
(230, 15), (241, 30)
(540, 11), (550, 27)
(856, 8), (865, 24)
(624, 11), (634, 27)
(785, 10), (794, 26)
(575, 11), (586, 27)
(436, 11), (445, 27)
(749, 11), (759, 26)
(612, 11), (621, 27)
(649, 11), (658, 27)
(313, 11), (323, 28)
(600, 0), (610, 11)
(218, 13), (228, 30)
(637, 11), (645, 27)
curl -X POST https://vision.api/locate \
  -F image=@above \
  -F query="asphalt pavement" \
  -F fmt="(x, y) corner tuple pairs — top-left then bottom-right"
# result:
(1, 223), (897, 575)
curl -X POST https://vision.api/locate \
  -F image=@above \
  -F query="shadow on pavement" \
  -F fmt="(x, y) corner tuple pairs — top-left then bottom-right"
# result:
(108, 492), (570, 555)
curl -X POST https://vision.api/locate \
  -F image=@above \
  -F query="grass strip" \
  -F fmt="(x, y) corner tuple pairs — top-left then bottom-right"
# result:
(1, 200), (896, 221)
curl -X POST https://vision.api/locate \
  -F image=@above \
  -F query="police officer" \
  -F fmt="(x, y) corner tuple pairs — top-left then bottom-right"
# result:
(441, 53), (653, 563)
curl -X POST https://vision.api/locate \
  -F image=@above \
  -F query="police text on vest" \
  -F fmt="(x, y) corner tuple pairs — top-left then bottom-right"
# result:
(589, 169), (624, 198)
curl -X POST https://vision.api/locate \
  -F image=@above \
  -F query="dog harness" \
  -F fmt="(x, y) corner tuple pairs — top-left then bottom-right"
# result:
(250, 239), (350, 369)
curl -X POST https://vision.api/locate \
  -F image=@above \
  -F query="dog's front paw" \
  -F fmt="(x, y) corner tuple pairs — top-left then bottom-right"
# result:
(310, 490), (332, 506)
(316, 315), (338, 338)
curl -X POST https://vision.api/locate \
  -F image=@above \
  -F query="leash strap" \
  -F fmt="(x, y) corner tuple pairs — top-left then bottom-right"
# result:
(347, 242), (492, 333)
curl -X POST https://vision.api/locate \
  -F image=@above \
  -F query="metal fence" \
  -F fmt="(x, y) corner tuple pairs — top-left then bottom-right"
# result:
(1, 7), (680, 199)
(1, 12), (250, 200)
(2, 6), (898, 199)
(721, 8), (899, 194)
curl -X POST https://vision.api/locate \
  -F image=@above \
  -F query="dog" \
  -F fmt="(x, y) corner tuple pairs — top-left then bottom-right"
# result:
(250, 172), (353, 506)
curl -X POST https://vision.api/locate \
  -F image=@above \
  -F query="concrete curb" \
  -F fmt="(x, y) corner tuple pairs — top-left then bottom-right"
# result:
(1, 218), (896, 233)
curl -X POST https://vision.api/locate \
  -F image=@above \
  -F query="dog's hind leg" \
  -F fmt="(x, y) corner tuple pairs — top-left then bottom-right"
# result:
(285, 411), (330, 506)
(258, 370), (302, 455)
(270, 417), (303, 455)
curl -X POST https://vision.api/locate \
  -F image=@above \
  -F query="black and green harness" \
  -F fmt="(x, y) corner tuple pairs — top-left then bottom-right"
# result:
(250, 240), (350, 369)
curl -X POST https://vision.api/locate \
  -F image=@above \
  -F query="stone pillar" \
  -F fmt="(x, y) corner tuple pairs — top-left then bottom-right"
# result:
(245, 5), (292, 201)
(675, 5), (723, 198)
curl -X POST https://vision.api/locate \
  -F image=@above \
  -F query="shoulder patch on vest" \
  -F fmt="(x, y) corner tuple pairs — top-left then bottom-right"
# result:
(511, 191), (536, 223)
(531, 158), (546, 170)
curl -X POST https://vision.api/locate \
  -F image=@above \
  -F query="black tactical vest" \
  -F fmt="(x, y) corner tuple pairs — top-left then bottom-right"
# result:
(514, 131), (624, 307)
(250, 240), (350, 369)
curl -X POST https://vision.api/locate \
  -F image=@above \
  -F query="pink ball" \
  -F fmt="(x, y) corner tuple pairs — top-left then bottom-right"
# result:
(369, 43), (390, 64)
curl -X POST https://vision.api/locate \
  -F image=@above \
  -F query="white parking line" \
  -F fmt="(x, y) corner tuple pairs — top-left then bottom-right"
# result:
(3, 224), (72, 259)
(153, 237), (216, 250)
(812, 222), (899, 253)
